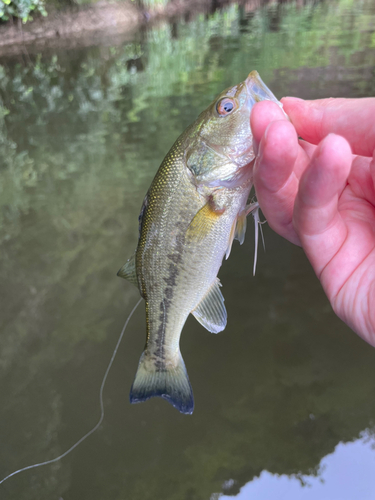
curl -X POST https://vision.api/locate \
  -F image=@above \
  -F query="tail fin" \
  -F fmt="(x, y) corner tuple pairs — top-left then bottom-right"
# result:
(129, 351), (194, 415)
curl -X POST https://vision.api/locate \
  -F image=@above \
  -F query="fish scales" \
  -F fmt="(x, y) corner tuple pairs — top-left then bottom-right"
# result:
(118, 71), (282, 414)
(138, 141), (251, 361)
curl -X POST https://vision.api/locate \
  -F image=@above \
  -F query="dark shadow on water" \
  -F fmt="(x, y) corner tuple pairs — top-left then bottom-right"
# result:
(1, 1), (375, 499)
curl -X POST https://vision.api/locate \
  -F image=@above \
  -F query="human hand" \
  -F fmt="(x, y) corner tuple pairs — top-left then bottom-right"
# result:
(250, 97), (375, 346)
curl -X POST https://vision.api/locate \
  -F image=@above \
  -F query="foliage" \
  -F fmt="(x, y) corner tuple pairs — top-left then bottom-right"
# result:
(0, 1), (375, 499)
(0, 0), (47, 22)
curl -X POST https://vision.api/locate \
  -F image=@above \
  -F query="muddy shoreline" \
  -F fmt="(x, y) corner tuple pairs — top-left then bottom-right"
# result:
(0, 0), (271, 57)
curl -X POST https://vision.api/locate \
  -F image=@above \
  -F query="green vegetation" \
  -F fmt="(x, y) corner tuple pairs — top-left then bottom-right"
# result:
(0, 0), (177, 24)
(0, 0), (47, 22)
(0, 1), (375, 499)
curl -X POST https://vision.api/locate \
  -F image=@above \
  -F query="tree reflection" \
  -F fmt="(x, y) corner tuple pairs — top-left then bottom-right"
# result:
(1, 1), (375, 499)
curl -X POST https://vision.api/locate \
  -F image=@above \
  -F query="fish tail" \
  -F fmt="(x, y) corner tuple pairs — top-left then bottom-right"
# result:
(129, 351), (194, 415)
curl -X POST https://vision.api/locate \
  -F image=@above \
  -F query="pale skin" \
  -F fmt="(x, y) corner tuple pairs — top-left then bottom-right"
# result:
(250, 97), (375, 347)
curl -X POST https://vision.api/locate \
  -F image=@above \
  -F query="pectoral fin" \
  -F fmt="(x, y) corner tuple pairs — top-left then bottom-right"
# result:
(192, 278), (227, 333)
(186, 197), (225, 244)
(117, 253), (138, 287)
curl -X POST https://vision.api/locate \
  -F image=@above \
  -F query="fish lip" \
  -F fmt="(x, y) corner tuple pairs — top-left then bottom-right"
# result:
(245, 70), (281, 110)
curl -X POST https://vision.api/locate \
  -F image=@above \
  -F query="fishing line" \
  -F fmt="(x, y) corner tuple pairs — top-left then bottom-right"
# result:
(0, 297), (142, 486)
(252, 207), (260, 276)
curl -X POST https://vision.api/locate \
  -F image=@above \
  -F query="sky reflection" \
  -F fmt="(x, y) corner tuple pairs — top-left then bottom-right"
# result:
(221, 432), (375, 500)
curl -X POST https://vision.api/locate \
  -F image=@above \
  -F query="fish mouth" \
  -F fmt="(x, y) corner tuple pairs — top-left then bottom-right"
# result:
(245, 70), (282, 110)
(221, 72), (281, 171)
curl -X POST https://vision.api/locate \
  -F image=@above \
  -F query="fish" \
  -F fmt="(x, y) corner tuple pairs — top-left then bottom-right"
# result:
(118, 71), (282, 414)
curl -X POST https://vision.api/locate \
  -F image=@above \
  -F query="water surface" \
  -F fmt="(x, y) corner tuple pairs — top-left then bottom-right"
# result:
(1, 1), (375, 499)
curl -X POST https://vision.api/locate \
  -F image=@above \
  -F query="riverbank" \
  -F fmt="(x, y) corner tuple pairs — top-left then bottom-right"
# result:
(0, 0), (265, 57)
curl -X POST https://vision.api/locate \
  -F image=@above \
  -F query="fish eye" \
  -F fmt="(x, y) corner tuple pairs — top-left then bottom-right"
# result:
(216, 98), (236, 116)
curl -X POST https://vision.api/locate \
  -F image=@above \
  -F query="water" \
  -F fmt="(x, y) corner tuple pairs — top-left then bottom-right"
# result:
(1, 1), (375, 498)
(221, 432), (375, 499)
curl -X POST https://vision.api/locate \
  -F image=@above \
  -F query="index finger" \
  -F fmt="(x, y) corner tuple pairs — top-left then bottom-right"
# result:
(250, 99), (287, 153)
(282, 97), (375, 157)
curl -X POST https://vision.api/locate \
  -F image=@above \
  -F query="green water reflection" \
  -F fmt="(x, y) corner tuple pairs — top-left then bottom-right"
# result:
(1, 1), (375, 498)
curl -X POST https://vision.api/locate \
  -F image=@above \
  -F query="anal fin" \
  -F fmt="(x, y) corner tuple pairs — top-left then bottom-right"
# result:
(192, 278), (227, 333)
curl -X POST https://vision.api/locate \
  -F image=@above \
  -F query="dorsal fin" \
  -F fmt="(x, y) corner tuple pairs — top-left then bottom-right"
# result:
(138, 193), (149, 240)
(191, 278), (227, 333)
(117, 253), (138, 287)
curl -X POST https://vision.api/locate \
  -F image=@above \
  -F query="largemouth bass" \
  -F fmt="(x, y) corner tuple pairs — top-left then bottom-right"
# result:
(118, 71), (281, 414)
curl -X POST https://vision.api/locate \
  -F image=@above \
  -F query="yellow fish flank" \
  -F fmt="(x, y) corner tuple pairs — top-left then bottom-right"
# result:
(118, 71), (282, 414)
